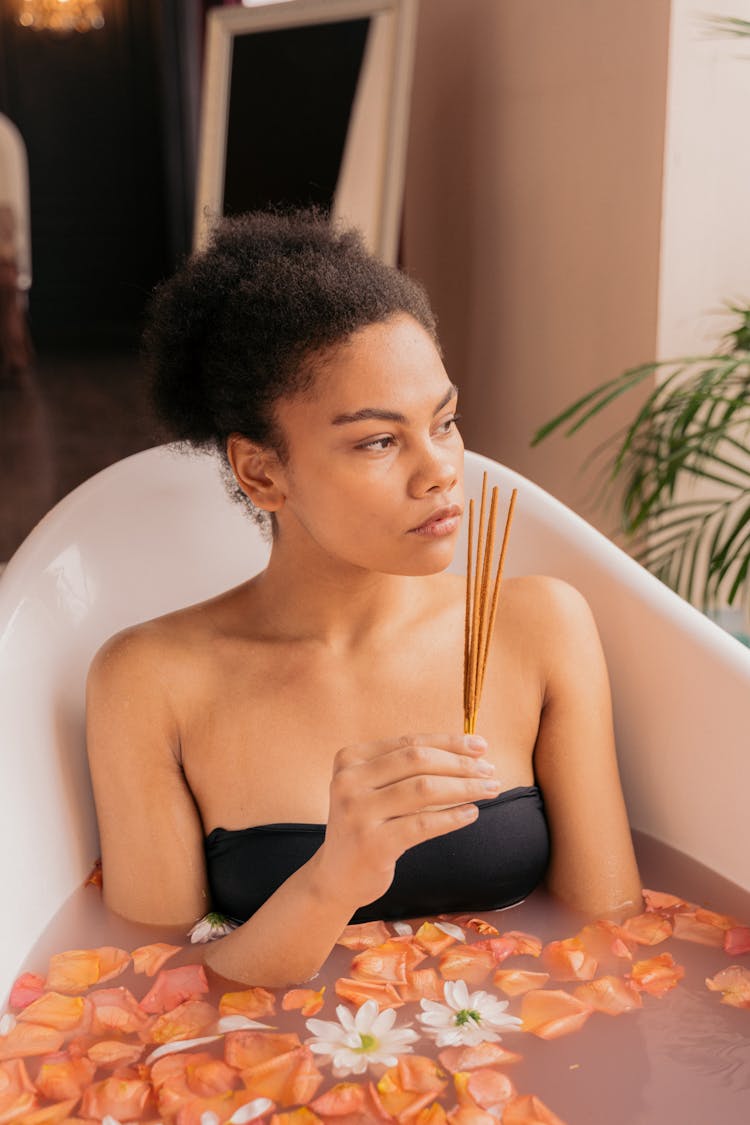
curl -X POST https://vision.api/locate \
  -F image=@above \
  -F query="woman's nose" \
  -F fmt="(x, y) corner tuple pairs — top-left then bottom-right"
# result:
(411, 441), (460, 496)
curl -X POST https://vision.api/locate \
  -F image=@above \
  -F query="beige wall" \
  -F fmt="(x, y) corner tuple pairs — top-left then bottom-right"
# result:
(403, 0), (671, 534)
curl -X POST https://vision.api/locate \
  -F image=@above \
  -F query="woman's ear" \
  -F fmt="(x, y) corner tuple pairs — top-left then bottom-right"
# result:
(226, 435), (287, 512)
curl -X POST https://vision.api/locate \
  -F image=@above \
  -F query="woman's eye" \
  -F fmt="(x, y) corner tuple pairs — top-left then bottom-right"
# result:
(437, 413), (462, 434)
(357, 435), (396, 451)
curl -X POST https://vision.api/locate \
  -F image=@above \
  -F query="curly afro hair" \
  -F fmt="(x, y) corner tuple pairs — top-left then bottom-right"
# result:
(144, 207), (440, 527)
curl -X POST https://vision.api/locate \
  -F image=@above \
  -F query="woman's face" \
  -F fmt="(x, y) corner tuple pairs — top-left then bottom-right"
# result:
(271, 313), (464, 576)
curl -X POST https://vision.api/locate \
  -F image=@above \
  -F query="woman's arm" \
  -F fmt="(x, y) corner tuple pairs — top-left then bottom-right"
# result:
(528, 578), (643, 918)
(86, 630), (498, 986)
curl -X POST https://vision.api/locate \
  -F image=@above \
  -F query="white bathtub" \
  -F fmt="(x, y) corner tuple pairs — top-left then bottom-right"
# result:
(1, 446), (749, 1003)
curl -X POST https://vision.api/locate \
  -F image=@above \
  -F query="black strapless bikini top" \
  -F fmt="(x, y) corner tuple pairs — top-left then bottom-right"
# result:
(204, 785), (550, 925)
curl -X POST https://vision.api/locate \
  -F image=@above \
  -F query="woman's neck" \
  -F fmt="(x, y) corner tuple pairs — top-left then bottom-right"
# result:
(245, 536), (439, 653)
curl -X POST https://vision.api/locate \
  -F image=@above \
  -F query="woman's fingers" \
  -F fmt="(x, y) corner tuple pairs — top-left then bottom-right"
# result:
(362, 743), (496, 792)
(333, 731), (488, 771)
(388, 802), (481, 851)
(365, 772), (503, 821)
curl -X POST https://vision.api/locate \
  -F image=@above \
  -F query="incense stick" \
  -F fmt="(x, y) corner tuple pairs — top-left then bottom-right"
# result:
(463, 476), (518, 734)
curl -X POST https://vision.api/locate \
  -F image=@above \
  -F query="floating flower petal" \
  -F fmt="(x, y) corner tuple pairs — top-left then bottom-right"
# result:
(140, 965), (210, 1014)
(705, 965), (750, 1008)
(493, 970), (550, 997)
(131, 942), (182, 976)
(189, 913), (239, 945)
(146, 1000), (218, 1044)
(541, 939), (597, 982)
(336, 922), (392, 950)
(219, 988), (276, 1021)
(627, 953), (685, 998)
(305, 1000), (418, 1078)
(17, 991), (87, 1031)
(334, 978), (404, 1011)
(520, 990), (593, 1039)
(437, 948), (495, 986)
(35, 1055), (97, 1101)
(281, 989), (326, 1017)
(419, 980), (522, 1047)
(502, 1092), (568, 1124)
(8, 973), (45, 1012)
(573, 976), (643, 1015)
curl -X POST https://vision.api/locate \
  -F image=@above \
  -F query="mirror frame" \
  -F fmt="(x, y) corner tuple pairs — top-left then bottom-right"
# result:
(193, 0), (419, 264)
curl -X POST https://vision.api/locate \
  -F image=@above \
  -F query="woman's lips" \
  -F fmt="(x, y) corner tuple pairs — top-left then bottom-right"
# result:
(409, 506), (462, 537)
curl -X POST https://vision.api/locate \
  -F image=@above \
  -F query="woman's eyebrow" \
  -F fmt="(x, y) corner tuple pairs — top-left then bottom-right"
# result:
(330, 383), (458, 426)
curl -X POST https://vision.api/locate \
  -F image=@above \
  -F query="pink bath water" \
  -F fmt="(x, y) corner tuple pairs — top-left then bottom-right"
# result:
(4, 830), (749, 1125)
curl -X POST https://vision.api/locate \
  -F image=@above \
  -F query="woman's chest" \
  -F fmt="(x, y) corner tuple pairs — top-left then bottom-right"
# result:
(180, 632), (543, 832)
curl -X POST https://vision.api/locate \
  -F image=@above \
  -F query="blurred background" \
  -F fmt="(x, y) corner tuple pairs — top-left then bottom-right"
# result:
(1, 0), (748, 607)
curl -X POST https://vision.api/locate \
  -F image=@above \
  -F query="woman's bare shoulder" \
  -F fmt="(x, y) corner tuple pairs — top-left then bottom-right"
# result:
(88, 580), (255, 686)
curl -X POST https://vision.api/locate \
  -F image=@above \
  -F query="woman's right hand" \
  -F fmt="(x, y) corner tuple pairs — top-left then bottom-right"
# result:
(314, 732), (503, 911)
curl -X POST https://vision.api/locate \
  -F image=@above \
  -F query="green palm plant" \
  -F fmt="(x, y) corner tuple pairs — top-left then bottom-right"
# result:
(531, 306), (750, 614)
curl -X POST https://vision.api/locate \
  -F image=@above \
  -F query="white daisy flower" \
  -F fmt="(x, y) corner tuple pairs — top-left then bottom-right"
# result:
(305, 999), (419, 1077)
(0, 1013), (16, 1036)
(392, 922), (414, 936)
(188, 912), (239, 943)
(434, 921), (467, 942)
(418, 979), (522, 1047)
(228, 1100), (274, 1124)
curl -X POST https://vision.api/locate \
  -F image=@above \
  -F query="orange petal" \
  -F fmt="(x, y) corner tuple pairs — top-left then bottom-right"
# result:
(310, 1082), (368, 1116)
(724, 926), (750, 956)
(334, 978), (404, 1011)
(671, 912), (726, 948)
(83, 859), (103, 889)
(498, 932), (543, 958)
(11, 1099), (78, 1125)
(187, 1057), (239, 1097)
(377, 1059), (444, 1120)
(218, 987), (276, 1020)
(414, 1103), (449, 1125)
(351, 943), (410, 985)
(627, 953), (685, 997)
(146, 999), (218, 1044)
(450, 918), (500, 937)
(89, 987), (151, 1036)
(17, 993), (87, 1032)
(438, 1043), (522, 1073)
(502, 1093), (568, 1124)
(642, 888), (688, 913)
(437, 947), (495, 985)
(80, 1076), (152, 1121)
(281, 988), (326, 1017)
(446, 1108), (496, 1125)
(396, 1056), (446, 1096)
(140, 964), (210, 1014)
(399, 969), (443, 1003)
(576, 922), (635, 964)
(520, 990), (593, 1039)
(35, 1056), (97, 1101)
(465, 1068), (515, 1112)
(705, 965), (750, 1008)
(621, 913), (673, 946)
(242, 1045), (323, 1106)
(493, 970), (550, 996)
(224, 1032), (301, 1071)
(337, 922), (392, 950)
(270, 1109), (323, 1125)
(87, 1040), (145, 1068)
(151, 1050), (214, 1115)
(573, 976), (643, 1015)
(0, 1058), (36, 1122)
(0, 1022), (64, 1061)
(44, 950), (102, 994)
(413, 923), (456, 957)
(176, 1090), (273, 1125)
(131, 942), (182, 976)
(469, 938), (517, 965)
(9, 973), (46, 1011)
(95, 947), (131, 983)
(541, 939), (597, 982)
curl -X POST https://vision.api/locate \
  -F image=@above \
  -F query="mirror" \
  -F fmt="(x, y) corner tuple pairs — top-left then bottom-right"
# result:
(194, 0), (419, 264)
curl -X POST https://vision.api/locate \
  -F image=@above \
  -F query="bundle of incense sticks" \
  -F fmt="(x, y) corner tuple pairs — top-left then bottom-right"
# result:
(463, 474), (518, 734)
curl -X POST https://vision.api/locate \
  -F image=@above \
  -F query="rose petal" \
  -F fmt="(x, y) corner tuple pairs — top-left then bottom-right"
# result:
(219, 988), (276, 1021)
(131, 942), (182, 976)
(337, 922), (392, 950)
(437, 947), (495, 985)
(724, 926), (750, 956)
(541, 939), (597, 982)
(520, 990), (593, 1039)
(627, 953), (685, 997)
(573, 976), (643, 1015)
(438, 1042), (522, 1072)
(334, 978), (404, 1011)
(140, 964), (210, 1014)
(413, 923), (456, 957)
(705, 965), (750, 1008)
(9, 973), (46, 1011)
(80, 1076), (152, 1121)
(146, 999), (218, 1044)
(35, 1056), (97, 1101)
(281, 989), (326, 1017)
(493, 970), (550, 996)
(0, 1021), (65, 1060)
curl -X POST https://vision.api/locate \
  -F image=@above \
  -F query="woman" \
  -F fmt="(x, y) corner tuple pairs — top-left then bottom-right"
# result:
(86, 208), (642, 987)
